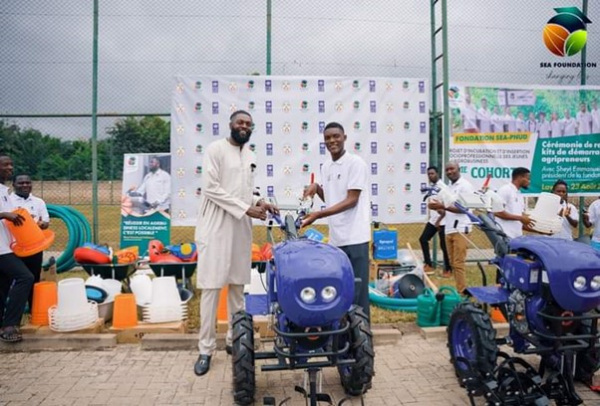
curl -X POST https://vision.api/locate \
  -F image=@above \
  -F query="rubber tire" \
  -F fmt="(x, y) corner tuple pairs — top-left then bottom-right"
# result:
(338, 306), (375, 396)
(575, 317), (600, 387)
(447, 302), (498, 379)
(231, 311), (255, 405)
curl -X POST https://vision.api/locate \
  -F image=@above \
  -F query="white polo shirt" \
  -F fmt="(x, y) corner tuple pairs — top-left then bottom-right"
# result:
(477, 108), (491, 133)
(462, 103), (478, 131)
(321, 151), (371, 246)
(494, 182), (525, 239)
(10, 193), (49, 223)
(0, 184), (15, 255)
(552, 201), (578, 240)
(562, 117), (577, 136)
(428, 180), (446, 227)
(577, 111), (592, 135)
(444, 177), (475, 235)
(587, 199), (600, 242)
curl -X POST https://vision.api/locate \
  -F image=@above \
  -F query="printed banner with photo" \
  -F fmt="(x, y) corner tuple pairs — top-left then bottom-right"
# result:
(120, 153), (171, 251)
(449, 84), (600, 194)
(170, 75), (430, 226)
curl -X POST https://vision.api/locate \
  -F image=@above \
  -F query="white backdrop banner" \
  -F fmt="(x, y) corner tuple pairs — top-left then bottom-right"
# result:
(170, 75), (430, 226)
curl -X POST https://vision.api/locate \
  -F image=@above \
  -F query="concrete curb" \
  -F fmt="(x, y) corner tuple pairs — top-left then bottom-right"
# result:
(0, 334), (117, 352)
(140, 329), (402, 351)
(419, 323), (510, 340)
(2, 326), (403, 353)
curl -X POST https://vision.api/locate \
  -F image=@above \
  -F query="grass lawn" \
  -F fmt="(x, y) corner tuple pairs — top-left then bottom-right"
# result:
(58, 262), (497, 331)
(50, 204), (498, 330)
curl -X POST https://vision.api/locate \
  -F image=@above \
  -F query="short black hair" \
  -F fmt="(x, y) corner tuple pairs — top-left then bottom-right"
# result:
(12, 174), (30, 184)
(552, 179), (568, 191)
(324, 122), (345, 133)
(230, 110), (252, 121)
(511, 167), (530, 180)
(427, 166), (439, 173)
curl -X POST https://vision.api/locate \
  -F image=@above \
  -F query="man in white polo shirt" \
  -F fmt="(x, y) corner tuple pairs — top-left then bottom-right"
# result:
(0, 155), (34, 343)
(493, 167), (534, 239)
(10, 174), (50, 310)
(429, 162), (474, 295)
(302, 122), (371, 320)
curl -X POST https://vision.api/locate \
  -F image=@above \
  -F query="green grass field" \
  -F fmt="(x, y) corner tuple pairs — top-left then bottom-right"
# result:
(50, 203), (498, 329)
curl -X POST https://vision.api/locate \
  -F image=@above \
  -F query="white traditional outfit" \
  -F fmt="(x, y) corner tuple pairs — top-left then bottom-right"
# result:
(137, 168), (171, 211)
(195, 138), (261, 355)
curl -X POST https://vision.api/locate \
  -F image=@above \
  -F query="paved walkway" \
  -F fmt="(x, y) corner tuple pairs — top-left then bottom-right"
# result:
(0, 332), (597, 406)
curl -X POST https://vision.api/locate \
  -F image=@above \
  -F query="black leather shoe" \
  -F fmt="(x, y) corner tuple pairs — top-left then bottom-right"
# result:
(225, 345), (232, 355)
(194, 354), (211, 376)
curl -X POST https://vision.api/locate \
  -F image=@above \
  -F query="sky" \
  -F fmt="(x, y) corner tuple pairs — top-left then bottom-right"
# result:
(1, 0), (599, 140)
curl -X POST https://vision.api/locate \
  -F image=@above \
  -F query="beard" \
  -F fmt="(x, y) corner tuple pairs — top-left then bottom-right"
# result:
(231, 128), (252, 145)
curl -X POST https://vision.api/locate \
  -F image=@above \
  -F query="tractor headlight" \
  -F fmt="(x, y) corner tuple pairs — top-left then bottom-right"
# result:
(300, 287), (316, 304)
(321, 286), (337, 303)
(573, 276), (587, 291)
(591, 275), (600, 291)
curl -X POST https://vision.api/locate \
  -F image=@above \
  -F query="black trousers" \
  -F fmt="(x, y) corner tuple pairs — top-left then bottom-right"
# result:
(21, 251), (43, 309)
(0, 253), (34, 328)
(339, 242), (370, 321)
(419, 223), (451, 271)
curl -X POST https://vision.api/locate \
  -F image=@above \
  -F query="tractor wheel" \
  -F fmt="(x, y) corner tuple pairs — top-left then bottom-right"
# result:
(447, 302), (498, 381)
(231, 311), (255, 405)
(575, 318), (600, 388)
(338, 306), (375, 396)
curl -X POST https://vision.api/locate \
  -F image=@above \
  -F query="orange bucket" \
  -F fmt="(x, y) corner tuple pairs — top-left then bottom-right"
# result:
(217, 285), (228, 321)
(491, 307), (507, 323)
(30, 281), (58, 326)
(5, 207), (55, 257)
(112, 293), (138, 328)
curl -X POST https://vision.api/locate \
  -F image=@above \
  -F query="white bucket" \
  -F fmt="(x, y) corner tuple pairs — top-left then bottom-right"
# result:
(57, 278), (88, 315)
(150, 276), (180, 307)
(532, 192), (561, 217)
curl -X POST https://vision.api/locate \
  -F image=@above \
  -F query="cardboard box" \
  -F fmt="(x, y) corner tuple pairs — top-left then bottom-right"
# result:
(109, 321), (186, 344)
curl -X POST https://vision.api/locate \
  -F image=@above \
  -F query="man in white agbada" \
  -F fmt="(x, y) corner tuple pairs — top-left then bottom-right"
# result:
(194, 110), (278, 376)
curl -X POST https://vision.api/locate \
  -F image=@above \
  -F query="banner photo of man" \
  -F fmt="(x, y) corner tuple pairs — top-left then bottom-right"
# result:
(120, 153), (171, 252)
(449, 84), (600, 195)
(170, 75), (431, 226)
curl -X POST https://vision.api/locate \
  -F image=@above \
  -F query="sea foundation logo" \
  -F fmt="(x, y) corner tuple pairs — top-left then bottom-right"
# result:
(543, 7), (591, 57)
(539, 6), (596, 83)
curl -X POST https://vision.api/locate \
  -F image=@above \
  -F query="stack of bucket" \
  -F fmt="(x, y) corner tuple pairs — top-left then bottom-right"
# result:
(141, 277), (188, 323)
(112, 293), (138, 328)
(48, 278), (99, 332)
(527, 192), (563, 235)
(30, 282), (58, 326)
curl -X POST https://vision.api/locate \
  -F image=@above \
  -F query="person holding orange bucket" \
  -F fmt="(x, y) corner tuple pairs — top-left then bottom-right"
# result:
(10, 174), (50, 311)
(0, 155), (34, 343)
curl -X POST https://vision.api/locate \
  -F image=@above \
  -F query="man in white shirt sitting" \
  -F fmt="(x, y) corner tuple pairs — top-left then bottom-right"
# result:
(0, 155), (33, 343)
(10, 174), (50, 311)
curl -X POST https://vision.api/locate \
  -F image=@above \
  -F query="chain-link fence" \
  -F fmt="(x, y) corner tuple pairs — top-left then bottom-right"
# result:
(1, 0), (598, 259)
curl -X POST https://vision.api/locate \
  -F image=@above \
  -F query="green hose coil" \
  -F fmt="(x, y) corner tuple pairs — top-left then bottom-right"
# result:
(47, 204), (92, 273)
